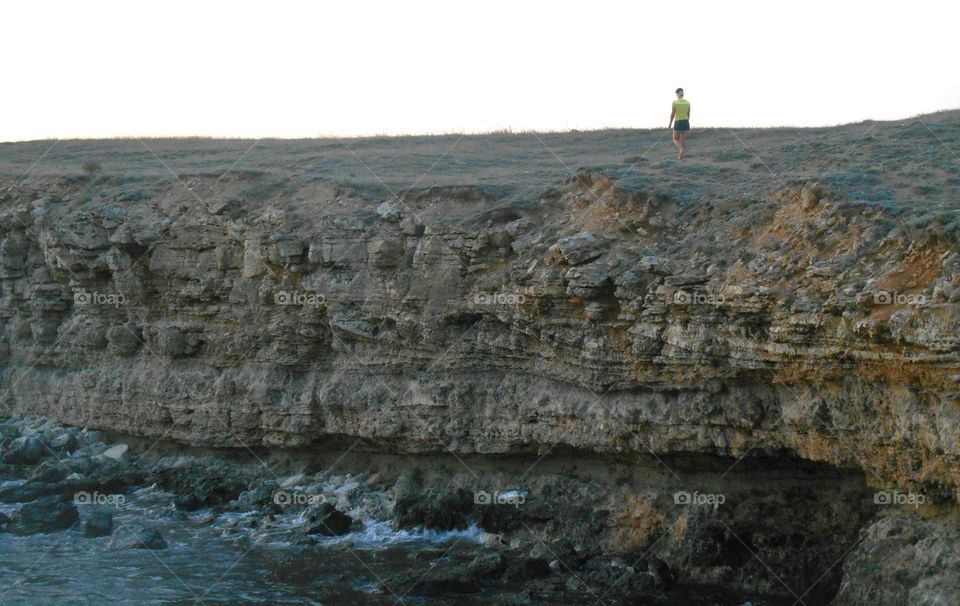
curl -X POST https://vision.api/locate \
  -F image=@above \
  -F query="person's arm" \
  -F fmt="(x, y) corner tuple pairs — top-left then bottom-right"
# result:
(687, 104), (690, 121)
(669, 106), (675, 128)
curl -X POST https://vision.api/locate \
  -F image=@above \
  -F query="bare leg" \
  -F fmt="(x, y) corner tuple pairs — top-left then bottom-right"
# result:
(678, 132), (687, 159)
(672, 130), (682, 159)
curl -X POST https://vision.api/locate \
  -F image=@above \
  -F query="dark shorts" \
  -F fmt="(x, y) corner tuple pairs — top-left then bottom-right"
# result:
(674, 119), (690, 132)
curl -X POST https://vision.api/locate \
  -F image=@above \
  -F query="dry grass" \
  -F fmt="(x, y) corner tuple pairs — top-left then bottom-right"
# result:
(1, 110), (957, 218)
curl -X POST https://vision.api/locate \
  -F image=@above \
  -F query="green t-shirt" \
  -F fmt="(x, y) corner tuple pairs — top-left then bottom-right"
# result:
(672, 99), (690, 121)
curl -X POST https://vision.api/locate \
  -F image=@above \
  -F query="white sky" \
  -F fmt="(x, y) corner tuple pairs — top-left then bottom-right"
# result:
(1, 0), (957, 141)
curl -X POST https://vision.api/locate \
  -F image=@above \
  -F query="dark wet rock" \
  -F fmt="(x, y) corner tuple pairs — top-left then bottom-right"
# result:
(8, 495), (80, 535)
(383, 566), (481, 596)
(684, 518), (752, 568)
(409, 547), (447, 561)
(567, 556), (658, 599)
(84, 510), (113, 537)
(148, 463), (247, 511)
(62, 456), (98, 477)
(582, 556), (636, 584)
(394, 488), (473, 531)
(109, 525), (168, 550)
(467, 552), (506, 580)
(0, 511), (9, 531)
(50, 431), (78, 453)
(233, 484), (274, 510)
(392, 470), (421, 500)
(293, 533), (319, 546)
(647, 556), (675, 589)
(474, 495), (554, 533)
(528, 539), (582, 569)
(302, 503), (353, 536)
(174, 490), (209, 511)
(4, 436), (45, 464)
(0, 475), (135, 504)
(27, 461), (68, 484)
(505, 557), (552, 582)
(0, 423), (20, 443)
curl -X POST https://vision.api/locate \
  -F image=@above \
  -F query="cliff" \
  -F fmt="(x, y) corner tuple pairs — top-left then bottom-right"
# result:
(1, 112), (959, 602)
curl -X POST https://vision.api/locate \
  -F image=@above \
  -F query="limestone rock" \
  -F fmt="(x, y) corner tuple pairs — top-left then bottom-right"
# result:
(549, 232), (607, 266)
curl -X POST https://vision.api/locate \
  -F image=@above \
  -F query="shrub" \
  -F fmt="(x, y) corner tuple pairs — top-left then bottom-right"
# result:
(82, 158), (102, 174)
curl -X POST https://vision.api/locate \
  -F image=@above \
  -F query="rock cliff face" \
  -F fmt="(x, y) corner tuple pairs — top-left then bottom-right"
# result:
(1, 121), (959, 603)
(2, 172), (958, 493)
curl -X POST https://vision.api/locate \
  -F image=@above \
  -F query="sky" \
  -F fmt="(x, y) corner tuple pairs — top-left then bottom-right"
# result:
(1, 0), (957, 141)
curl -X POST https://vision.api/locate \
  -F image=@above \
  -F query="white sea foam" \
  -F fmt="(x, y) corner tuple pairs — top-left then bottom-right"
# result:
(321, 519), (487, 549)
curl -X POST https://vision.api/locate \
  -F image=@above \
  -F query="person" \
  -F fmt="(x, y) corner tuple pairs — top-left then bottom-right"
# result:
(668, 88), (690, 160)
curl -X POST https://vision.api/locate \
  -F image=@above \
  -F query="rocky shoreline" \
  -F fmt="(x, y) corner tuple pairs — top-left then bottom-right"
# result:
(3, 415), (958, 604)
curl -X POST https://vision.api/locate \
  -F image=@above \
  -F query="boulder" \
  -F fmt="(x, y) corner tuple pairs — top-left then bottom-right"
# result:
(27, 461), (67, 483)
(102, 444), (129, 462)
(8, 496), (80, 535)
(394, 488), (473, 531)
(301, 503), (353, 536)
(50, 431), (78, 453)
(173, 490), (208, 511)
(565, 262), (611, 298)
(800, 186), (821, 210)
(399, 215), (425, 236)
(280, 473), (307, 489)
(84, 510), (113, 537)
(376, 202), (401, 222)
(467, 552), (506, 580)
(3, 436), (45, 464)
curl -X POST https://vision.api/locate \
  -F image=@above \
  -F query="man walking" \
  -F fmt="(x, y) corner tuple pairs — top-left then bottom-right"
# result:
(669, 88), (690, 160)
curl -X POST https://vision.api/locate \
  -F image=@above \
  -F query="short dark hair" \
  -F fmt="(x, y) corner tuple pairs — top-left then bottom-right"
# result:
(675, 88), (684, 94)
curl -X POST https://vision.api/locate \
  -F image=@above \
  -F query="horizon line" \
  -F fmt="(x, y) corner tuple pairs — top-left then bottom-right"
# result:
(2, 108), (957, 145)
